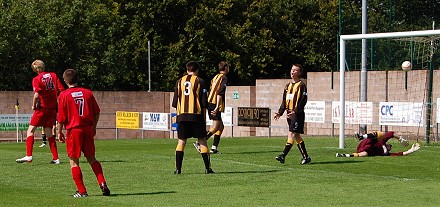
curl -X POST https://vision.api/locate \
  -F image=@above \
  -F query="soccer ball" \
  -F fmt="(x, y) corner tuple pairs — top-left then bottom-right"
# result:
(401, 61), (412, 71)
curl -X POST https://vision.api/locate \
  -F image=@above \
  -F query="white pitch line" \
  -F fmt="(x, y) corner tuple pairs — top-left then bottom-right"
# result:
(145, 154), (423, 181)
(211, 157), (420, 181)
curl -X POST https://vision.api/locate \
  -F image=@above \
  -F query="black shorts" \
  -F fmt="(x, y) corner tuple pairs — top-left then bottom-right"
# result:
(208, 109), (222, 121)
(177, 121), (206, 139)
(207, 104), (222, 121)
(286, 111), (305, 134)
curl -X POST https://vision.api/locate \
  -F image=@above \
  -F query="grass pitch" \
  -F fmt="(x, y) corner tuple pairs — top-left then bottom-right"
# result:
(1, 137), (439, 207)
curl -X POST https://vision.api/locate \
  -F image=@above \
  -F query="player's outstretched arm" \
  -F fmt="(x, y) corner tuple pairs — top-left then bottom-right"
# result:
(403, 143), (420, 156)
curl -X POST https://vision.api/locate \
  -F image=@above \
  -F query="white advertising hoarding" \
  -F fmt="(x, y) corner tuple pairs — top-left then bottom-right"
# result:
(0, 114), (32, 131)
(142, 112), (169, 131)
(379, 102), (423, 126)
(304, 101), (326, 123)
(437, 98), (440, 124)
(332, 101), (373, 124)
(206, 107), (233, 126)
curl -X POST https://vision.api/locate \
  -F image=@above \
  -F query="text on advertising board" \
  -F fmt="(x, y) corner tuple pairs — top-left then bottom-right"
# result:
(237, 107), (270, 127)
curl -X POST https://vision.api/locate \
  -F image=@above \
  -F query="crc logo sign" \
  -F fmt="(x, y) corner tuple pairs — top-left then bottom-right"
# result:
(381, 105), (393, 115)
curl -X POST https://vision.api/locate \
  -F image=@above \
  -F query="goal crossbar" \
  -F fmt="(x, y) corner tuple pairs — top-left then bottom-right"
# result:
(338, 29), (440, 148)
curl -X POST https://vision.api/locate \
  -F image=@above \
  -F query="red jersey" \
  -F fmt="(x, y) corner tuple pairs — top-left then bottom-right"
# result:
(356, 131), (404, 156)
(57, 87), (100, 129)
(32, 72), (64, 109)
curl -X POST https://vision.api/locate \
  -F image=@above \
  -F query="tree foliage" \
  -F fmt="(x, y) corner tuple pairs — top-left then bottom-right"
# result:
(0, 0), (438, 91)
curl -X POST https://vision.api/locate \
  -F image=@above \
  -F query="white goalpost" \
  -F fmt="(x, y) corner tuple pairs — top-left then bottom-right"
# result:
(339, 29), (440, 149)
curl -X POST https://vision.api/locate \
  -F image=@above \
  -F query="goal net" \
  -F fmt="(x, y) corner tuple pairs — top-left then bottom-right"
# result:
(338, 30), (440, 148)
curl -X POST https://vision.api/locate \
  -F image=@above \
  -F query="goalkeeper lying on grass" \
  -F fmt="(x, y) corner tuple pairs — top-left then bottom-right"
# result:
(336, 131), (420, 157)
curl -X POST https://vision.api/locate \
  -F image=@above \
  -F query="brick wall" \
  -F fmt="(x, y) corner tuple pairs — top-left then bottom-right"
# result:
(1, 70), (439, 141)
(0, 91), (170, 141)
(306, 70), (440, 140)
(95, 91), (171, 140)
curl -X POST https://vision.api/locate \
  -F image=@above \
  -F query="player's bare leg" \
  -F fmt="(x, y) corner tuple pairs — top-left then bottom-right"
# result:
(209, 120), (224, 154)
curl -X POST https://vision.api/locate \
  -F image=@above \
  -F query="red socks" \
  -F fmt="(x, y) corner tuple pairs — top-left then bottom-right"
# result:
(25, 135), (35, 156)
(72, 162), (106, 194)
(25, 135), (59, 161)
(71, 166), (87, 194)
(91, 161), (106, 184)
(47, 136), (59, 160)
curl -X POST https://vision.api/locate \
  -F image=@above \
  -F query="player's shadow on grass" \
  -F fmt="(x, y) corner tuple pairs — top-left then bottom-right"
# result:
(310, 160), (365, 165)
(212, 169), (281, 174)
(79, 160), (126, 164)
(225, 150), (280, 155)
(110, 191), (177, 196)
(97, 160), (127, 163)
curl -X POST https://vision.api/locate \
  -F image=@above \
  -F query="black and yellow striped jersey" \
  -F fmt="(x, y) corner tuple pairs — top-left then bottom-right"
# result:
(207, 73), (228, 112)
(277, 79), (307, 115)
(372, 131), (385, 139)
(172, 74), (208, 122)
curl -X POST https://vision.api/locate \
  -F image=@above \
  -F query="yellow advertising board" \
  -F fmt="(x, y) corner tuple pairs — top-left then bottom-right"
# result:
(115, 111), (139, 129)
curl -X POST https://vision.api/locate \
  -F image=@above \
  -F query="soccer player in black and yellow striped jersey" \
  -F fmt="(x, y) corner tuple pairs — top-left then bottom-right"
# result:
(274, 64), (311, 165)
(172, 61), (214, 174)
(194, 61), (229, 154)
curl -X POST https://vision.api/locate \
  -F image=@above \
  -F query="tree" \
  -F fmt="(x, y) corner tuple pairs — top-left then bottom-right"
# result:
(0, 0), (437, 91)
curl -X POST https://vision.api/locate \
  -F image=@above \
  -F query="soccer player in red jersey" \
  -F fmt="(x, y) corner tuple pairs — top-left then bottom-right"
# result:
(57, 69), (110, 198)
(16, 60), (64, 164)
(336, 131), (419, 157)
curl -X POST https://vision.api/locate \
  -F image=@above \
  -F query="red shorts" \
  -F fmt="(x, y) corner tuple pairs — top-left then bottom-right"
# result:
(357, 139), (373, 153)
(357, 138), (382, 156)
(30, 108), (56, 128)
(65, 126), (95, 159)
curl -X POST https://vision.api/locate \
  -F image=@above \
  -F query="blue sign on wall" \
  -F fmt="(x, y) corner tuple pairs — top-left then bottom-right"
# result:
(171, 113), (178, 131)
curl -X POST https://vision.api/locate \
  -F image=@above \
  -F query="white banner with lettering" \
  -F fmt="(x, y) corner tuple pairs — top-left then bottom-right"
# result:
(142, 112), (169, 131)
(206, 107), (233, 126)
(304, 101), (326, 123)
(331, 101), (373, 124)
(0, 114), (32, 131)
(379, 102), (423, 126)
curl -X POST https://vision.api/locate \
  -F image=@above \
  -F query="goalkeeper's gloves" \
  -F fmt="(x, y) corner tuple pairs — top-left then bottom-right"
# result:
(399, 136), (409, 147)
(406, 143), (420, 154)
